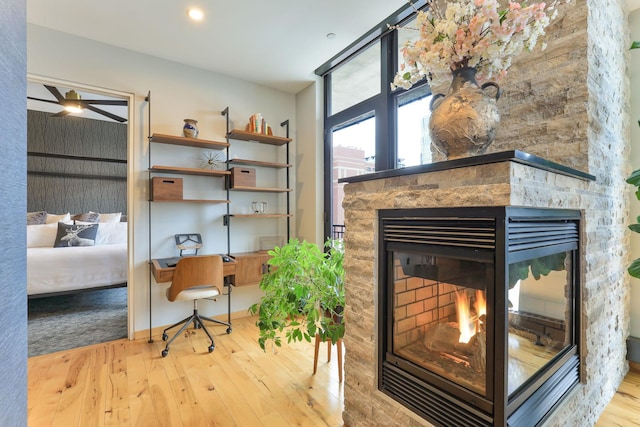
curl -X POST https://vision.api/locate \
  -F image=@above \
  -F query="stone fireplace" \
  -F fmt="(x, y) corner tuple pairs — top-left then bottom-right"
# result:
(340, 151), (629, 426)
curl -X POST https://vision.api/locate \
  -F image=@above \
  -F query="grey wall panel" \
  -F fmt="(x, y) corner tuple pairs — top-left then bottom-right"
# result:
(26, 110), (127, 215)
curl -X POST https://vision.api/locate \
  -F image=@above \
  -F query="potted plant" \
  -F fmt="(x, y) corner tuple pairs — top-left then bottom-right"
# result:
(248, 238), (345, 351)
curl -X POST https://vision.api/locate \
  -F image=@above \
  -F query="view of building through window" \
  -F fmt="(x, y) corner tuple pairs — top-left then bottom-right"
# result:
(331, 92), (434, 235)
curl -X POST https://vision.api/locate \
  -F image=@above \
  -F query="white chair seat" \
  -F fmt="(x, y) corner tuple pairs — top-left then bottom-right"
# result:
(168, 285), (220, 302)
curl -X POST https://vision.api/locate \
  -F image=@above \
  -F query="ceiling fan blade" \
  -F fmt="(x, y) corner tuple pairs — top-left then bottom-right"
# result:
(51, 110), (71, 118)
(84, 105), (127, 123)
(79, 99), (128, 106)
(44, 85), (65, 103)
(27, 96), (63, 105)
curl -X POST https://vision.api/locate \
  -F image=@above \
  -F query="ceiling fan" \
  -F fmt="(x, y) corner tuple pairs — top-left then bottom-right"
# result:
(27, 85), (128, 123)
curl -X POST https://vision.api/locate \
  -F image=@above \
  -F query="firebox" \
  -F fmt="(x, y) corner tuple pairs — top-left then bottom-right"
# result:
(378, 206), (582, 427)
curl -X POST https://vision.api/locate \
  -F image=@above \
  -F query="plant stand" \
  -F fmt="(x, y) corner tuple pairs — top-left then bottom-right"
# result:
(313, 334), (343, 383)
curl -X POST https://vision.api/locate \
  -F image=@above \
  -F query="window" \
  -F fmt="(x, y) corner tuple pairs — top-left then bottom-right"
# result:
(318, 1), (430, 241)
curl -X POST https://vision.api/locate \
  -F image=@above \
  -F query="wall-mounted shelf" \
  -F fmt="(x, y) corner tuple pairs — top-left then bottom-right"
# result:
(229, 186), (291, 193)
(150, 133), (229, 149)
(230, 214), (293, 218)
(149, 165), (230, 177)
(151, 199), (229, 204)
(228, 158), (292, 169)
(226, 129), (291, 146)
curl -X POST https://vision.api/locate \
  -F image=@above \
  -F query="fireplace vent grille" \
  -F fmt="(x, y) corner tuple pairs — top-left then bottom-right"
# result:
(508, 220), (578, 252)
(381, 363), (493, 427)
(383, 218), (496, 249)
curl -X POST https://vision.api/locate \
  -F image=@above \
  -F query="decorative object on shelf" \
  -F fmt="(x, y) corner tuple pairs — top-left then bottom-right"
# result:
(183, 118), (199, 138)
(200, 151), (224, 170)
(229, 167), (256, 188)
(391, 0), (561, 159)
(252, 201), (267, 214)
(429, 67), (501, 159)
(245, 113), (273, 135)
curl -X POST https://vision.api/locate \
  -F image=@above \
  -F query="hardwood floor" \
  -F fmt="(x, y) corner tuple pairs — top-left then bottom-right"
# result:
(28, 315), (343, 427)
(27, 315), (640, 426)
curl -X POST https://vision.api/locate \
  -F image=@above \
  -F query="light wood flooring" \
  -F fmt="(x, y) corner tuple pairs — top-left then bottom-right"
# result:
(28, 315), (343, 427)
(28, 315), (640, 426)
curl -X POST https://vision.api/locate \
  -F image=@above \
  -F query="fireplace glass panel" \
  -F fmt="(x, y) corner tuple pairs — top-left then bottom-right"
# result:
(392, 252), (489, 396)
(507, 251), (573, 396)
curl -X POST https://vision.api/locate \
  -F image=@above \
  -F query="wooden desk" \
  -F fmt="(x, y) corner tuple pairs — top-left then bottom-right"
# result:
(151, 257), (237, 283)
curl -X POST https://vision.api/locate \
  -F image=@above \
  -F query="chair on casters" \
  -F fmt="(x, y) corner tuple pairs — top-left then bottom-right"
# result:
(161, 255), (232, 357)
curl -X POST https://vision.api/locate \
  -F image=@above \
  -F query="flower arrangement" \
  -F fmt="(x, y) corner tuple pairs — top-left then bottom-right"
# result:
(391, 0), (561, 90)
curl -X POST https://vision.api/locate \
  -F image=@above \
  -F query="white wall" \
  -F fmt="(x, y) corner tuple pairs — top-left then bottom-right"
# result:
(630, 9), (640, 337)
(295, 80), (324, 245)
(27, 24), (297, 335)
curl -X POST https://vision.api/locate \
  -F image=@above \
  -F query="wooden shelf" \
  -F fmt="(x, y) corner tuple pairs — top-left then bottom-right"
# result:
(230, 214), (293, 218)
(151, 199), (229, 204)
(150, 133), (229, 149)
(229, 185), (292, 193)
(150, 165), (230, 177)
(228, 158), (292, 169)
(227, 129), (291, 146)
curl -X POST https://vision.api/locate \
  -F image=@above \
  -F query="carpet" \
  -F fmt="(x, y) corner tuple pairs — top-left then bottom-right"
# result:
(28, 286), (128, 357)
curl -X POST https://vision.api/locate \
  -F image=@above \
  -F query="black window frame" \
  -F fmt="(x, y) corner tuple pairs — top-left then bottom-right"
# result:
(317, 1), (430, 241)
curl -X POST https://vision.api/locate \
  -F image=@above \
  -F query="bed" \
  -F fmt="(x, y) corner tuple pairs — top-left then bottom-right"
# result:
(27, 220), (128, 297)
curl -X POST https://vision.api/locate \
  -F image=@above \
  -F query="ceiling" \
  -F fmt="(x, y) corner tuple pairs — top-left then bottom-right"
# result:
(26, 1), (640, 122)
(26, 0), (408, 95)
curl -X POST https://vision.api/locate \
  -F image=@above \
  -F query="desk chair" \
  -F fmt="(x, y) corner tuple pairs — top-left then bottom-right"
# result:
(161, 255), (232, 357)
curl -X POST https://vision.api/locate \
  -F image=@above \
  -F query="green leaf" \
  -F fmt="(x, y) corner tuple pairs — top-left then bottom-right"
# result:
(629, 258), (640, 278)
(626, 169), (640, 186)
(631, 41), (640, 50)
(499, 9), (508, 25)
(630, 224), (640, 233)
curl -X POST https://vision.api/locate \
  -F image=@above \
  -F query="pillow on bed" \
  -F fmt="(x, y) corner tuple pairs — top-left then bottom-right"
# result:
(46, 212), (71, 224)
(72, 212), (100, 223)
(95, 222), (127, 245)
(27, 223), (58, 247)
(27, 211), (47, 225)
(53, 223), (99, 248)
(91, 211), (122, 223)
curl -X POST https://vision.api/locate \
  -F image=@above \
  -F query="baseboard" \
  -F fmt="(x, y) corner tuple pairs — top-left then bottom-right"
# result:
(133, 310), (254, 341)
(627, 336), (640, 364)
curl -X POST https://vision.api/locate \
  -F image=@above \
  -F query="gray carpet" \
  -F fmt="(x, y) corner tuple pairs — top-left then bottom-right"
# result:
(28, 286), (127, 357)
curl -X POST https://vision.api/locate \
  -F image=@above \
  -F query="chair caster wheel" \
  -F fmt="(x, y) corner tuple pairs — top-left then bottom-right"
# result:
(161, 349), (168, 357)
(226, 327), (232, 334)
(208, 345), (215, 353)
(162, 333), (168, 341)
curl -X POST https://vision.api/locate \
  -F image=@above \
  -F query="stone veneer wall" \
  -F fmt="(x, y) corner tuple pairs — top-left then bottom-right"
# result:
(341, 1), (631, 425)
(341, 158), (628, 426)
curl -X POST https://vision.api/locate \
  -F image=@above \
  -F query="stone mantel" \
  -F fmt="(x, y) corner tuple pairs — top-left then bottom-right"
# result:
(339, 150), (595, 186)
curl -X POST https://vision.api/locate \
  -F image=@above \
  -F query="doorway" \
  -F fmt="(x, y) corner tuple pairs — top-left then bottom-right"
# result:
(26, 76), (134, 356)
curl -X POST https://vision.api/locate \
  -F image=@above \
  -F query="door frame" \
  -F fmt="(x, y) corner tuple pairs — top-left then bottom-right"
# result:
(27, 73), (136, 338)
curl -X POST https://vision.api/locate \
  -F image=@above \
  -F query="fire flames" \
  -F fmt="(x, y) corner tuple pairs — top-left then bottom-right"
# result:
(455, 290), (487, 343)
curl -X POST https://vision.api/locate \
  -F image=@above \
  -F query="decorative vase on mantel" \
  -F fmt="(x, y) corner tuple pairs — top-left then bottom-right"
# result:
(429, 67), (501, 160)
(183, 118), (199, 139)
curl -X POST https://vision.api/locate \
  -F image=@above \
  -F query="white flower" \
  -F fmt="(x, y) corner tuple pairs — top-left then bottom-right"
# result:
(393, 0), (563, 89)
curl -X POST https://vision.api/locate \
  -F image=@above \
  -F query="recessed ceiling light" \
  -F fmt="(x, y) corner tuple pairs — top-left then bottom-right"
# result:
(326, 33), (336, 40)
(187, 8), (204, 21)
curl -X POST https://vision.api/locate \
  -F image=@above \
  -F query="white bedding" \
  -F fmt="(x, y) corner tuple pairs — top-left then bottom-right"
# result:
(27, 222), (127, 296)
